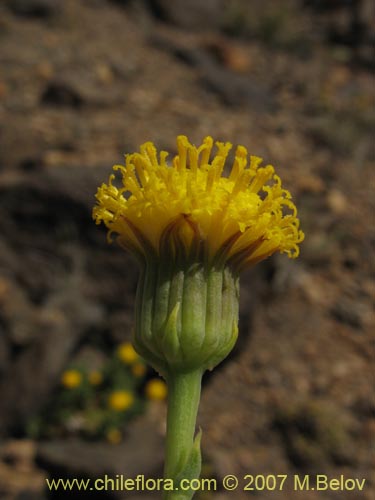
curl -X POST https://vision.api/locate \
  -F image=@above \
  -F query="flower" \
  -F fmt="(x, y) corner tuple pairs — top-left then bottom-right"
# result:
(61, 369), (82, 389)
(132, 362), (147, 377)
(88, 370), (103, 386)
(145, 379), (168, 401)
(93, 136), (305, 488)
(93, 135), (303, 270)
(106, 428), (122, 444)
(93, 136), (304, 376)
(108, 390), (134, 411)
(117, 342), (139, 364)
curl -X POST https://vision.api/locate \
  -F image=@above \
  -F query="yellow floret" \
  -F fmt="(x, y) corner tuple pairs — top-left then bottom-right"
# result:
(93, 136), (304, 269)
(145, 379), (168, 401)
(108, 390), (134, 411)
(117, 342), (139, 364)
(61, 369), (82, 389)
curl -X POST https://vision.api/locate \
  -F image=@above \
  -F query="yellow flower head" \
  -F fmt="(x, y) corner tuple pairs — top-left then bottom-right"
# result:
(108, 390), (134, 411)
(106, 428), (122, 444)
(132, 362), (147, 377)
(117, 342), (139, 364)
(88, 370), (103, 386)
(93, 136), (303, 270)
(61, 369), (82, 389)
(145, 379), (168, 401)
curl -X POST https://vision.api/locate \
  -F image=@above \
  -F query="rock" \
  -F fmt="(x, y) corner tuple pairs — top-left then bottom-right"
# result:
(0, 172), (110, 436)
(204, 38), (252, 73)
(0, 290), (104, 435)
(35, 61), (55, 81)
(6, 0), (61, 18)
(0, 278), (39, 346)
(330, 297), (367, 329)
(0, 167), (139, 436)
(0, 440), (45, 500)
(0, 328), (10, 377)
(41, 81), (84, 108)
(0, 81), (8, 100)
(326, 188), (348, 214)
(201, 58), (274, 109)
(274, 400), (356, 470)
(296, 270), (334, 306)
(41, 74), (123, 108)
(301, 231), (336, 267)
(0, 120), (44, 170)
(1, 440), (36, 472)
(151, 37), (274, 110)
(296, 174), (325, 194)
(148, 0), (226, 31)
(36, 413), (164, 499)
(95, 63), (115, 85)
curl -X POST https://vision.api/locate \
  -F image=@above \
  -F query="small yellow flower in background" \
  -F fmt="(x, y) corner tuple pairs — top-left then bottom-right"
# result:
(146, 379), (168, 401)
(132, 362), (146, 377)
(61, 369), (82, 389)
(88, 370), (103, 386)
(108, 390), (134, 411)
(117, 342), (139, 364)
(106, 428), (122, 444)
(93, 135), (304, 269)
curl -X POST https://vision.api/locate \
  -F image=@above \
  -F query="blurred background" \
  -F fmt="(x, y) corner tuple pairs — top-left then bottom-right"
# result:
(0, 0), (374, 499)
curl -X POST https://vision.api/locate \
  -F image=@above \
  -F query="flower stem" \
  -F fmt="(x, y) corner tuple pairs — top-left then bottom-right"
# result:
(163, 368), (203, 499)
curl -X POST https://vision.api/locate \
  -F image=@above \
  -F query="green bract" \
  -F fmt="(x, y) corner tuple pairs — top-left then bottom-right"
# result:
(134, 260), (239, 377)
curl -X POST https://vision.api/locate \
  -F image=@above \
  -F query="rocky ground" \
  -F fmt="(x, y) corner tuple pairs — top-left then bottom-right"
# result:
(0, 0), (374, 499)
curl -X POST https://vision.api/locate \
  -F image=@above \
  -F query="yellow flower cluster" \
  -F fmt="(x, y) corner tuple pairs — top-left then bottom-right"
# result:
(108, 390), (134, 411)
(117, 342), (139, 364)
(145, 379), (168, 401)
(93, 136), (304, 269)
(61, 369), (82, 389)
(117, 342), (146, 377)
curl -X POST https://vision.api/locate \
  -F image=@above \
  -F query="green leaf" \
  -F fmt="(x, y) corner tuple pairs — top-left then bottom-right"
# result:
(172, 430), (202, 500)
